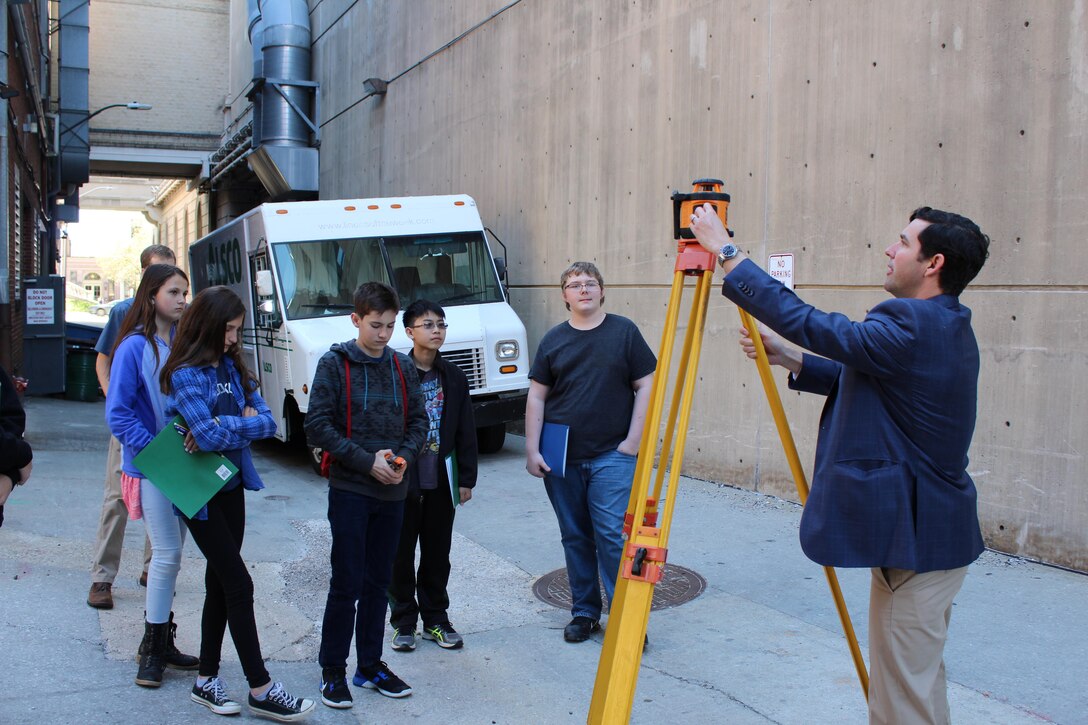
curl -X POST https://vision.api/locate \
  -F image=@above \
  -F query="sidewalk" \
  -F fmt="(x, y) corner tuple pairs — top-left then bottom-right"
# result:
(1, 396), (1083, 724)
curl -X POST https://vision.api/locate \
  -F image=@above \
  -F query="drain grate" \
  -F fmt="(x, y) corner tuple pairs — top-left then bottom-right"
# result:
(532, 565), (706, 612)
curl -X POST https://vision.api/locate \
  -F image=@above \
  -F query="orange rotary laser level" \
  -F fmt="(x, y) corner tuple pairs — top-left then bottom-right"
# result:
(670, 178), (733, 274)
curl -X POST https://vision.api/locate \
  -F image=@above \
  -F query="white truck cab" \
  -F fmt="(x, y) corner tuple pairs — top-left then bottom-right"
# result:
(187, 195), (528, 461)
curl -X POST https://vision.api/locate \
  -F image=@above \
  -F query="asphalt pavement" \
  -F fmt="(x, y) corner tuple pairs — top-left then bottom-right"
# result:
(2, 395), (1083, 724)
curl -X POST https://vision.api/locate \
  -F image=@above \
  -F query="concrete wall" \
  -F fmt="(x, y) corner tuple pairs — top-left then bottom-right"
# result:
(304, 0), (1088, 570)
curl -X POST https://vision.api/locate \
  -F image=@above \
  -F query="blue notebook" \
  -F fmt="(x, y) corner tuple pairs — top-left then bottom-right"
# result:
(540, 422), (569, 478)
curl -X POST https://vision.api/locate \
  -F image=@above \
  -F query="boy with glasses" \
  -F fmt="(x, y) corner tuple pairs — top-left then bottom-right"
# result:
(525, 262), (656, 642)
(388, 299), (478, 652)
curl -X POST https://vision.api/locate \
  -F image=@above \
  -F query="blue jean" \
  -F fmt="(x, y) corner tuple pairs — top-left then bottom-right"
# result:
(319, 487), (405, 671)
(543, 448), (636, 620)
(140, 478), (187, 623)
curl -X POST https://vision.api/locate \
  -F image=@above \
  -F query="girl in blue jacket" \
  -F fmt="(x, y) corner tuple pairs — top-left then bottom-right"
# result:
(159, 286), (314, 722)
(104, 263), (199, 687)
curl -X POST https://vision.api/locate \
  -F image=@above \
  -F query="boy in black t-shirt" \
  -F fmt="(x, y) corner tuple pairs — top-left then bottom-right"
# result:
(525, 262), (656, 643)
(388, 299), (478, 652)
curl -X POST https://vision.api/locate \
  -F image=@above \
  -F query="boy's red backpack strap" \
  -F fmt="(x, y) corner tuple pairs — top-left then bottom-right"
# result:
(392, 353), (407, 433)
(319, 357), (352, 479)
(344, 358), (351, 434)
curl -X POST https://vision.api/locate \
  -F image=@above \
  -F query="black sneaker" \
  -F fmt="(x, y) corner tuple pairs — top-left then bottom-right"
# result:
(190, 676), (242, 716)
(563, 616), (601, 642)
(248, 681), (315, 722)
(319, 667), (353, 709)
(422, 622), (464, 649)
(352, 661), (413, 698)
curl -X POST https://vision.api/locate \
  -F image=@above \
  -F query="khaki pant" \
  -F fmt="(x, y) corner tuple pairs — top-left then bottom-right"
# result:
(868, 566), (969, 725)
(89, 436), (152, 583)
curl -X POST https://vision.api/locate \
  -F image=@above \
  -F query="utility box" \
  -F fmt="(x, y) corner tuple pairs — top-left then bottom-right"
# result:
(22, 275), (66, 395)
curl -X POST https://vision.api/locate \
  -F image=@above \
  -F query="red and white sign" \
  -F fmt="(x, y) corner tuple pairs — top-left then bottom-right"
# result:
(26, 288), (55, 325)
(767, 253), (794, 290)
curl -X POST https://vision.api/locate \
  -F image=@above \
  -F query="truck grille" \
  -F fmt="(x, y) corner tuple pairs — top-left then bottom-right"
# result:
(444, 347), (486, 392)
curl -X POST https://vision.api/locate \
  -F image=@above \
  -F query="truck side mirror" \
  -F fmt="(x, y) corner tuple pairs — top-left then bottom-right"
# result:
(255, 269), (275, 297)
(258, 299), (282, 328)
(494, 256), (507, 281)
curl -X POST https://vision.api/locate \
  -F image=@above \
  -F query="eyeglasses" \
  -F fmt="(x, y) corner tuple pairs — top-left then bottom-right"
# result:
(410, 321), (449, 330)
(563, 281), (601, 292)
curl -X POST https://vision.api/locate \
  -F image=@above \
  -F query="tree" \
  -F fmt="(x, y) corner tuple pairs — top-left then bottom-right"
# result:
(96, 222), (153, 298)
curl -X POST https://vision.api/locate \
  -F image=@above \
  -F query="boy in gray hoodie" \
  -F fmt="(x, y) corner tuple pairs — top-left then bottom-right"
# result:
(306, 282), (427, 709)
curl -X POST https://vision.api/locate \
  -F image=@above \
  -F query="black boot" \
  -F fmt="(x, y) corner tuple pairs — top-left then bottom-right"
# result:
(135, 621), (168, 688)
(164, 612), (199, 670)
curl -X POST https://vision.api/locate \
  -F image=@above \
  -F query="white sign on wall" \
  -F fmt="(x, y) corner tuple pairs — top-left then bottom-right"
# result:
(767, 253), (794, 290)
(26, 288), (55, 325)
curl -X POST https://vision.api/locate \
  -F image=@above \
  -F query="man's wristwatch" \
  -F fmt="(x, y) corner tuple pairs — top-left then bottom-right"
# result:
(717, 243), (739, 268)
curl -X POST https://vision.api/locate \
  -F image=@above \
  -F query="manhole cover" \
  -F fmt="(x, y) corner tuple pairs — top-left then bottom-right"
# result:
(532, 565), (706, 611)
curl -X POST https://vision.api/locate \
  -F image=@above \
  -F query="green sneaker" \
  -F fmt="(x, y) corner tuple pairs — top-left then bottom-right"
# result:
(422, 622), (463, 649)
(391, 626), (417, 652)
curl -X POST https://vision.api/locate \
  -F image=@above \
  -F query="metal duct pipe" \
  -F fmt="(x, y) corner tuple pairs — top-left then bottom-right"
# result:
(256, 0), (313, 146)
(247, 0), (264, 145)
(56, 0), (90, 190)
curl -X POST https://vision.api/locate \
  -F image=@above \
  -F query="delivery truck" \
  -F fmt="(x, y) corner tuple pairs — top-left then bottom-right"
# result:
(187, 195), (528, 468)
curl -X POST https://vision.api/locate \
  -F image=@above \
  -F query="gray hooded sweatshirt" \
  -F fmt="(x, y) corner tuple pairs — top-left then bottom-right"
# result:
(305, 339), (427, 501)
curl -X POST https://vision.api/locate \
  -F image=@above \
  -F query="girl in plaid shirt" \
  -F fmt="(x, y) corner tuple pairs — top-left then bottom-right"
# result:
(160, 286), (314, 721)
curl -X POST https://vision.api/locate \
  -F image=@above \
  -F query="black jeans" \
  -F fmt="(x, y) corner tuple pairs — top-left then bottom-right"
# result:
(318, 487), (405, 670)
(184, 485), (270, 689)
(389, 487), (456, 630)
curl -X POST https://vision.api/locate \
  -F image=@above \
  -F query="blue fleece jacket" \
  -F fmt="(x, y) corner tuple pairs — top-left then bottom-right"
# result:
(105, 332), (172, 476)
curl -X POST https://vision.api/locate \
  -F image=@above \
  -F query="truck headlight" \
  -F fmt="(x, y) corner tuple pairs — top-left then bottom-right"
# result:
(495, 340), (519, 360)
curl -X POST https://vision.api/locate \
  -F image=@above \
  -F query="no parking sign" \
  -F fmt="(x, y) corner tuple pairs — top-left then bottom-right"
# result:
(768, 253), (794, 290)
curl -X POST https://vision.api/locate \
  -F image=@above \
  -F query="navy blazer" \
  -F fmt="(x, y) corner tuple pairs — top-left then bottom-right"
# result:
(722, 259), (985, 573)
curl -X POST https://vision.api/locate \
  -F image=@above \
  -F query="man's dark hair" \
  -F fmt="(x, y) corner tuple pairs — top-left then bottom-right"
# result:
(402, 298), (445, 328)
(353, 281), (400, 317)
(909, 207), (990, 296)
(140, 244), (175, 269)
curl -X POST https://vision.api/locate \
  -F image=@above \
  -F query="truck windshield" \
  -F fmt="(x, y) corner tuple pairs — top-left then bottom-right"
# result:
(273, 231), (504, 320)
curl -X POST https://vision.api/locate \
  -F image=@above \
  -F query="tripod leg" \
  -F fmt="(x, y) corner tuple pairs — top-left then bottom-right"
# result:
(589, 270), (713, 724)
(738, 308), (870, 699)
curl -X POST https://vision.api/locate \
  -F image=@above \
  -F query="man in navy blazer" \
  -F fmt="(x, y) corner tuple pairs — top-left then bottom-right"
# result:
(691, 204), (990, 725)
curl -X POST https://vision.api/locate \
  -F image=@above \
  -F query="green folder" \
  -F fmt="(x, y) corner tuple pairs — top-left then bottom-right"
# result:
(445, 450), (460, 507)
(133, 415), (239, 518)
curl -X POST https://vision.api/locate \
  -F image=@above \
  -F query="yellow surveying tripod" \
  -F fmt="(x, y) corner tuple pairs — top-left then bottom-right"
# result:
(587, 180), (869, 724)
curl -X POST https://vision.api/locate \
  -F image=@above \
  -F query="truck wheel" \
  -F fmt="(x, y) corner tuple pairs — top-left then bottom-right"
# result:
(308, 446), (325, 476)
(477, 423), (506, 454)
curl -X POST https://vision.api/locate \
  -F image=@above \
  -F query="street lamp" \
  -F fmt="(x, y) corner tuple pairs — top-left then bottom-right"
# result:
(60, 101), (152, 142)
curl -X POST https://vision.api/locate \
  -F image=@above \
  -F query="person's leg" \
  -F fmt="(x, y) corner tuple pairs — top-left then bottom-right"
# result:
(89, 437), (126, 591)
(141, 479), (186, 624)
(388, 492), (423, 631)
(584, 449), (637, 605)
(543, 461), (602, 620)
(185, 487), (270, 690)
(416, 487), (455, 628)
(318, 487), (369, 670)
(357, 497), (405, 668)
(868, 566), (969, 725)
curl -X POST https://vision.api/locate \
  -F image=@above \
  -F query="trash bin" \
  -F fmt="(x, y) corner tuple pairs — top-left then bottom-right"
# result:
(65, 347), (100, 402)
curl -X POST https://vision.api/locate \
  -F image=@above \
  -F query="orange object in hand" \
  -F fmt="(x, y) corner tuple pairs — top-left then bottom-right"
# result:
(384, 453), (406, 472)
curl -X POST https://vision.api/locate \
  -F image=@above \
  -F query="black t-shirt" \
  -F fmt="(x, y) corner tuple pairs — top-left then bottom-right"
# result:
(529, 314), (656, 461)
